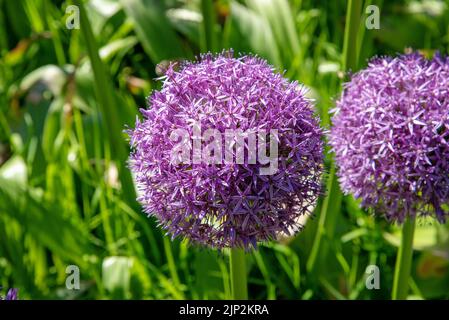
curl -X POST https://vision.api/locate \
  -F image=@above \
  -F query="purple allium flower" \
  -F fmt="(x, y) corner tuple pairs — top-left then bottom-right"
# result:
(5, 288), (18, 300)
(128, 52), (324, 249)
(330, 53), (449, 223)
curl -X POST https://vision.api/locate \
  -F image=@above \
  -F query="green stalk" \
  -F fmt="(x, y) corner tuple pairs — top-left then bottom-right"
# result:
(75, 0), (124, 157)
(307, 0), (362, 274)
(392, 216), (416, 300)
(230, 248), (248, 299)
(0, 0), (9, 56)
(75, 0), (136, 206)
(43, 0), (66, 66)
(306, 163), (342, 272)
(200, 0), (217, 52)
(342, 0), (363, 72)
(163, 237), (181, 289)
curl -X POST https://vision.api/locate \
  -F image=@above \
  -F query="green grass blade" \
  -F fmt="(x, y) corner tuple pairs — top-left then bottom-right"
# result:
(74, 0), (136, 205)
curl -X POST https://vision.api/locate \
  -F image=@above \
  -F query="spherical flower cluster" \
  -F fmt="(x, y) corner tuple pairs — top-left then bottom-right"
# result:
(128, 52), (324, 249)
(330, 53), (449, 223)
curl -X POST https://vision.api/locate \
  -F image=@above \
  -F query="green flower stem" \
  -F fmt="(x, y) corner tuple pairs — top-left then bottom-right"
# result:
(163, 237), (181, 290)
(307, 0), (362, 274)
(342, 0), (363, 72)
(392, 216), (416, 300)
(307, 163), (342, 273)
(200, 0), (217, 52)
(230, 248), (248, 299)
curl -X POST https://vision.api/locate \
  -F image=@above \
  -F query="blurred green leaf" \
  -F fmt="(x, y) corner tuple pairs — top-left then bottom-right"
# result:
(0, 173), (94, 262)
(102, 256), (133, 299)
(224, 1), (282, 67)
(194, 249), (223, 299)
(121, 0), (192, 63)
(384, 219), (439, 250)
(246, 0), (300, 64)
(0, 155), (27, 186)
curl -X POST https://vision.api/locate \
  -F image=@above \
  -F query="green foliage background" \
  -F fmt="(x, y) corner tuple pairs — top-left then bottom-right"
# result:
(0, 0), (449, 299)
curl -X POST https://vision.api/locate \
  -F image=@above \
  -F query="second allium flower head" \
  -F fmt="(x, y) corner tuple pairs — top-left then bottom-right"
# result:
(330, 53), (449, 223)
(129, 52), (324, 249)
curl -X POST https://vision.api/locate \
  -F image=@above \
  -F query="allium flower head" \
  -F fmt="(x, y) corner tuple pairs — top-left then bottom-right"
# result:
(330, 53), (449, 223)
(128, 52), (324, 249)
